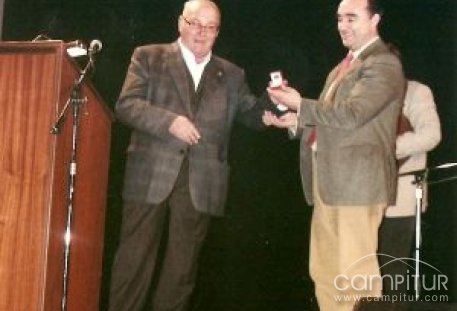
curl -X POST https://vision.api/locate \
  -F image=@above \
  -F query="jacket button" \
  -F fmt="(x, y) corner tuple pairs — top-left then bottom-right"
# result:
(180, 148), (187, 155)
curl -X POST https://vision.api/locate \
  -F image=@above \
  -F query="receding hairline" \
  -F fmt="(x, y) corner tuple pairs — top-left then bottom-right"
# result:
(182, 0), (221, 19)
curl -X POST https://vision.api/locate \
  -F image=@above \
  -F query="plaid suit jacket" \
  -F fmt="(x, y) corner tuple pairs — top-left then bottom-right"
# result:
(116, 42), (264, 216)
(297, 39), (405, 206)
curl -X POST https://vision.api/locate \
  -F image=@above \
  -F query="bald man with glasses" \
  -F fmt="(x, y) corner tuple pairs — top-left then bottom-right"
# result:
(108, 1), (269, 310)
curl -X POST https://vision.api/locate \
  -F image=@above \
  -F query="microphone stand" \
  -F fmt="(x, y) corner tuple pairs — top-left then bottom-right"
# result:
(399, 162), (457, 301)
(50, 53), (96, 311)
(412, 170), (426, 301)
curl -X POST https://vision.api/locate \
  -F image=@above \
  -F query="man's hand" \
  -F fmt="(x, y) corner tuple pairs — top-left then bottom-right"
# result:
(263, 111), (297, 128)
(169, 116), (201, 145)
(266, 85), (302, 111)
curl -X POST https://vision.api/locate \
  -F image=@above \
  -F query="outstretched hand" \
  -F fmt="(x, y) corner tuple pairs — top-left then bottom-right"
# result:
(263, 111), (297, 128)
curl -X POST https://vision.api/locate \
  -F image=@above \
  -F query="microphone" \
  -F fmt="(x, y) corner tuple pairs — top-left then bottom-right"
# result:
(88, 39), (103, 54)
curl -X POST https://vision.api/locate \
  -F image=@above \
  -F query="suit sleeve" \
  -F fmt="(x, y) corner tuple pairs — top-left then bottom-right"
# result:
(115, 47), (179, 139)
(298, 54), (404, 130)
(233, 70), (267, 131)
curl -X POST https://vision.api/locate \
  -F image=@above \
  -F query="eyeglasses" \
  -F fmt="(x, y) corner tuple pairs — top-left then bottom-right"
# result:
(181, 15), (220, 34)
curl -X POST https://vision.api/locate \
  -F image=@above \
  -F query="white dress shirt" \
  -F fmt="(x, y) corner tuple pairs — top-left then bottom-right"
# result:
(178, 38), (211, 91)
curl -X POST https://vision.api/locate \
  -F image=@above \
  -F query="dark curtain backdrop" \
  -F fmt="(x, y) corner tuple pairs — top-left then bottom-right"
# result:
(2, 0), (455, 310)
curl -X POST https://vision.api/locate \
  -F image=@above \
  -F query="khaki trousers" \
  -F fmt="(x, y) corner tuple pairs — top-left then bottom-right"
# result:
(310, 157), (386, 311)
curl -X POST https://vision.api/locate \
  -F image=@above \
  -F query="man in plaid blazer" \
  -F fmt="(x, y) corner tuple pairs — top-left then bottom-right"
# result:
(108, 1), (266, 310)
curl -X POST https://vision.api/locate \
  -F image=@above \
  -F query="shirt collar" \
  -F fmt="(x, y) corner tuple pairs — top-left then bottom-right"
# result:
(351, 36), (380, 60)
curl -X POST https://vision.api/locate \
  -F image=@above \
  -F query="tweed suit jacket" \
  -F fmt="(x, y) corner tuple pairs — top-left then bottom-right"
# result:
(116, 42), (264, 216)
(297, 39), (405, 206)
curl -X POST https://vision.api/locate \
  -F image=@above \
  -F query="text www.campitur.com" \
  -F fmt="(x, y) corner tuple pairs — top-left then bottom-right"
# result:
(334, 294), (449, 303)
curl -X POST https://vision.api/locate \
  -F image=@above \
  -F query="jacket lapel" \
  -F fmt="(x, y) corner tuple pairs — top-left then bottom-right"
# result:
(167, 42), (193, 116)
(323, 39), (384, 102)
(320, 66), (339, 101)
(324, 58), (363, 101)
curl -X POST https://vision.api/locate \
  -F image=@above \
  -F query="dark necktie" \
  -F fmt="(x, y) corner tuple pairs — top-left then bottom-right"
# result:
(185, 66), (207, 115)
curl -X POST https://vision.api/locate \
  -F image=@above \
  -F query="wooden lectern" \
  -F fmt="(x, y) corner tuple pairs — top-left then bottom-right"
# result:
(0, 41), (113, 310)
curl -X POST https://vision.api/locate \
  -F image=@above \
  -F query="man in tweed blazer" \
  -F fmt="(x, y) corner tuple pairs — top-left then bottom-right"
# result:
(108, 1), (266, 310)
(264, 0), (405, 310)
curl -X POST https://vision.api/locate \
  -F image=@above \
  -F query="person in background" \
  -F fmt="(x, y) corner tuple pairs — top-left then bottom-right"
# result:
(263, 0), (405, 310)
(108, 1), (268, 310)
(378, 80), (441, 297)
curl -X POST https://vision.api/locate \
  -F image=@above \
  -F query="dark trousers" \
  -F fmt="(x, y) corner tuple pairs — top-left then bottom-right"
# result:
(108, 162), (210, 311)
(378, 216), (416, 296)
